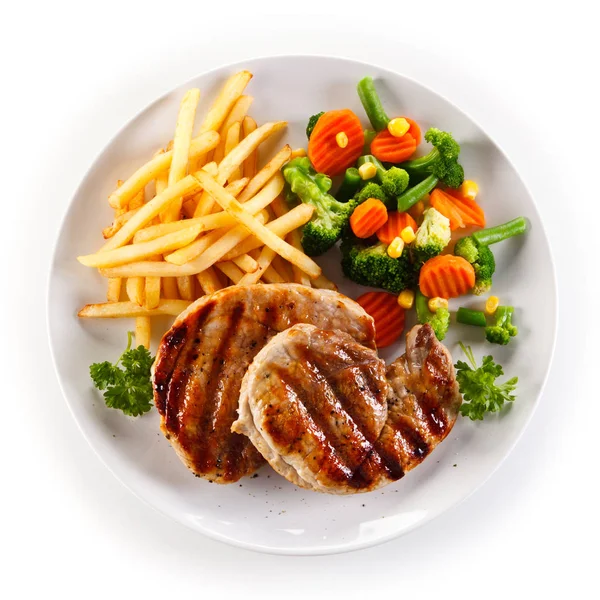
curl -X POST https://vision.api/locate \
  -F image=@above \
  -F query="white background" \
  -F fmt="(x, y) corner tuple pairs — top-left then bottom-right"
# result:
(2, 1), (598, 598)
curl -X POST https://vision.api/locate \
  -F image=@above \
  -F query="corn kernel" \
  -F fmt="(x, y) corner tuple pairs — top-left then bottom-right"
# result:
(460, 180), (479, 200)
(358, 162), (377, 180)
(336, 131), (349, 148)
(290, 147), (307, 159)
(428, 297), (449, 312)
(388, 117), (410, 138)
(400, 226), (416, 244)
(387, 236), (405, 258)
(398, 289), (414, 310)
(485, 295), (500, 314)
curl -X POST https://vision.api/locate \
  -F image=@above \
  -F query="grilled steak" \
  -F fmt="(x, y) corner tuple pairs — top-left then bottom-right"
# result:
(234, 323), (461, 494)
(152, 284), (376, 483)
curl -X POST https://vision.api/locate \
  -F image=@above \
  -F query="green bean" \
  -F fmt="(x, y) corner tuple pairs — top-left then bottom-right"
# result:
(357, 77), (390, 132)
(336, 168), (361, 202)
(457, 307), (487, 327)
(396, 174), (438, 212)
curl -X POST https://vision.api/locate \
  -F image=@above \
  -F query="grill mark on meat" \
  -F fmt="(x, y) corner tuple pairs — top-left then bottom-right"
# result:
(153, 322), (188, 416)
(182, 302), (247, 476)
(163, 302), (213, 435)
(265, 369), (355, 482)
(289, 358), (374, 483)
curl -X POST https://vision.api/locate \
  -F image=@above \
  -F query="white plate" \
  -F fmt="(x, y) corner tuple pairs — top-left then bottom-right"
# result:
(48, 55), (557, 555)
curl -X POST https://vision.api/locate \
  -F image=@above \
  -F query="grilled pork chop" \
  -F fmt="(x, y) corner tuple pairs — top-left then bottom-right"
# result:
(234, 323), (461, 494)
(152, 284), (376, 483)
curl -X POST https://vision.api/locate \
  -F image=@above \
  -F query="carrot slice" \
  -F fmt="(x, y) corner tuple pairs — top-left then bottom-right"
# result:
(430, 188), (486, 231)
(371, 130), (417, 163)
(350, 198), (388, 239)
(404, 118), (421, 145)
(376, 211), (417, 244)
(419, 255), (475, 298)
(308, 109), (364, 176)
(356, 291), (405, 348)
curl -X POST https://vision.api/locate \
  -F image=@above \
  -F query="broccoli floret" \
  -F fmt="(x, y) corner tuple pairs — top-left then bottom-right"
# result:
(412, 207), (451, 265)
(381, 167), (410, 198)
(354, 182), (388, 206)
(485, 306), (518, 345)
(341, 234), (415, 293)
(282, 157), (355, 256)
(400, 127), (464, 190)
(415, 290), (450, 341)
(306, 112), (324, 139)
(454, 236), (496, 296)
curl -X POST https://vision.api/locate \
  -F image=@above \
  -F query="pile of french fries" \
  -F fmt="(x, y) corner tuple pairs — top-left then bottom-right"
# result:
(77, 71), (336, 348)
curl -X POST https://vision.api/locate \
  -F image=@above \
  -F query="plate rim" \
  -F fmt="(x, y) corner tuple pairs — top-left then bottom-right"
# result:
(46, 52), (559, 555)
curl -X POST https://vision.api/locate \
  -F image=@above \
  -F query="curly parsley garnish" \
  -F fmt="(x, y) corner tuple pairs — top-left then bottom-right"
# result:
(455, 342), (518, 421)
(89, 332), (154, 417)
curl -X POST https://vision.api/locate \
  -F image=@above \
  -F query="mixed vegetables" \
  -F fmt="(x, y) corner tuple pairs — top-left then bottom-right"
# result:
(283, 76), (529, 419)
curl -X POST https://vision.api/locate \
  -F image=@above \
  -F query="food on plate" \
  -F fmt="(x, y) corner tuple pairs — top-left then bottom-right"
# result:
(350, 197), (388, 239)
(415, 289), (450, 341)
(429, 187), (486, 230)
(151, 284), (376, 483)
(355, 291), (405, 348)
(341, 232), (415, 294)
(454, 217), (528, 295)
(485, 305), (518, 345)
(90, 332), (154, 417)
(77, 68), (532, 495)
(233, 323), (461, 494)
(281, 157), (356, 256)
(307, 109), (364, 176)
(454, 342), (518, 420)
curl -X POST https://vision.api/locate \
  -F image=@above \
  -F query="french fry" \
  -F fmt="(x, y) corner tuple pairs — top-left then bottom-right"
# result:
(223, 122), (242, 181)
(128, 188), (145, 210)
(270, 195), (312, 286)
(177, 275), (195, 300)
(215, 261), (245, 284)
(202, 161), (218, 177)
(212, 95), (254, 164)
(272, 255), (294, 282)
(101, 175), (201, 251)
(290, 147), (307, 159)
(230, 253), (259, 273)
(196, 266), (223, 295)
(78, 300), (190, 318)
(262, 265), (286, 284)
(126, 277), (145, 306)
(135, 316), (151, 349)
(162, 89), (201, 223)
(162, 277), (179, 299)
(145, 276), (161, 309)
(193, 121), (287, 217)
(102, 207), (140, 239)
(197, 71), (253, 135)
(138, 174), (281, 243)
(312, 273), (338, 291)
(101, 202), (313, 279)
(237, 145), (291, 203)
(239, 245), (277, 285)
(194, 171), (320, 278)
(151, 150), (168, 299)
(165, 211), (268, 267)
(106, 277), (122, 302)
(242, 116), (258, 180)
(182, 174), (247, 221)
(107, 131), (219, 209)
(79, 224), (203, 268)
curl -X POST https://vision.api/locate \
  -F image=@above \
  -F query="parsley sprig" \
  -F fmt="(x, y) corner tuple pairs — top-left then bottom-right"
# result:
(455, 342), (518, 421)
(89, 332), (154, 417)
